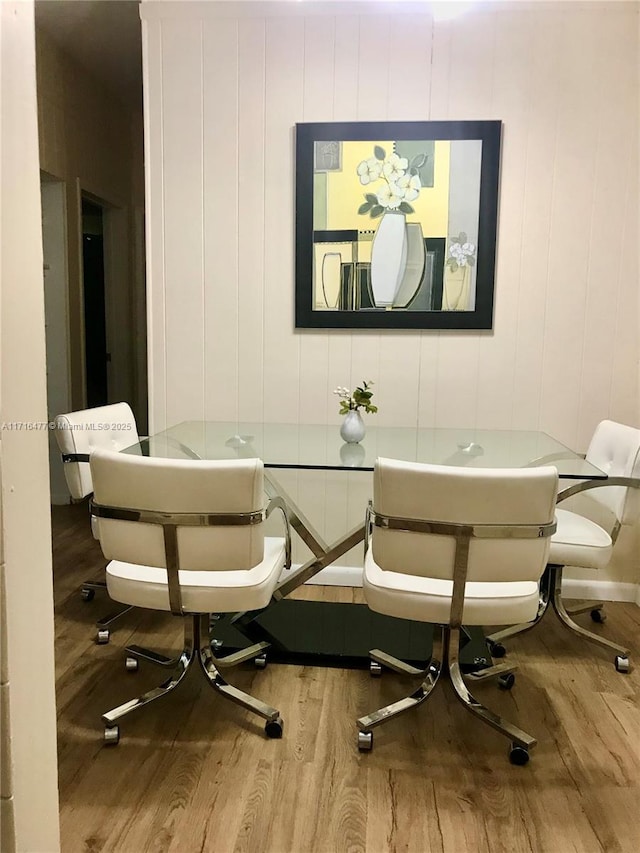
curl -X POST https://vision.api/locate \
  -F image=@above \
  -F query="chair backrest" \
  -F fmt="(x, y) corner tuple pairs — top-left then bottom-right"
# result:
(90, 448), (266, 574)
(585, 420), (640, 525)
(54, 402), (139, 499)
(371, 458), (558, 584)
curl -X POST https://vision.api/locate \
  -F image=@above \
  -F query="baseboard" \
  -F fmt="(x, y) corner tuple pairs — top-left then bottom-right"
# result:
(301, 564), (639, 604)
(51, 492), (71, 506)
(561, 579), (638, 603)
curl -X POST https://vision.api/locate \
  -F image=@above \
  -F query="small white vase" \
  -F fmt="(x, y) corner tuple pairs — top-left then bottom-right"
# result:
(340, 410), (365, 444)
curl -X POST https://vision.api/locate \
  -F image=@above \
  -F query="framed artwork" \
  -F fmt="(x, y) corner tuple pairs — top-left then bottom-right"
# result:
(295, 120), (502, 330)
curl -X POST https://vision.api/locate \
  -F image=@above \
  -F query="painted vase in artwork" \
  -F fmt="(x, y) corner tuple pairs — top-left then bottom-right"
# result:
(442, 264), (471, 311)
(369, 212), (408, 308)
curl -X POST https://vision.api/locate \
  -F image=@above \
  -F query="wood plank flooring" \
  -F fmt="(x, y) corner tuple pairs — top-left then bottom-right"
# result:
(52, 502), (640, 853)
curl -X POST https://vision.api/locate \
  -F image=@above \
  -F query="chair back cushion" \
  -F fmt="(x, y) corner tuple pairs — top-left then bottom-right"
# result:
(372, 458), (558, 583)
(585, 420), (640, 524)
(54, 402), (139, 499)
(90, 449), (265, 572)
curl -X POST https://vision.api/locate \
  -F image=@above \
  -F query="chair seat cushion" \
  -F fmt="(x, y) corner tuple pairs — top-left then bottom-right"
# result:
(363, 550), (540, 626)
(549, 508), (612, 570)
(106, 537), (286, 614)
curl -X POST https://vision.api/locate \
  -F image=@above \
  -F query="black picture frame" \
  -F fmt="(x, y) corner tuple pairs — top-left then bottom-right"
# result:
(295, 120), (502, 330)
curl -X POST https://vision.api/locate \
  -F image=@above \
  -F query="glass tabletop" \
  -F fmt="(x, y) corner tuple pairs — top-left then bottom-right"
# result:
(124, 421), (606, 480)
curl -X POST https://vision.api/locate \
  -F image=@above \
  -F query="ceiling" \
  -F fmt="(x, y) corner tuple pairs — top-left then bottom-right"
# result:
(35, 0), (143, 108)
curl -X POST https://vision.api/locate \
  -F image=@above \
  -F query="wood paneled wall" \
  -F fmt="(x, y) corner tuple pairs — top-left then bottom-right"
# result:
(141, 0), (639, 583)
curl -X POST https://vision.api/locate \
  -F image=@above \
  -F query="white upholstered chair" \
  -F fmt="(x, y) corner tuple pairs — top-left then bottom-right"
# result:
(89, 448), (291, 745)
(356, 458), (558, 765)
(488, 420), (640, 673)
(54, 402), (140, 642)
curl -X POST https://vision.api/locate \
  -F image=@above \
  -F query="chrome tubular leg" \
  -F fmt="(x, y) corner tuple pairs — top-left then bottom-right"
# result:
(102, 617), (196, 727)
(357, 628), (444, 732)
(125, 645), (180, 667)
(82, 581), (107, 592)
(448, 627), (536, 751)
(369, 648), (433, 677)
(486, 567), (551, 645)
(210, 641), (270, 668)
(466, 661), (517, 683)
(96, 605), (134, 629)
(565, 600), (603, 617)
(196, 615), (280, 723)
(550, 566), (629, 660)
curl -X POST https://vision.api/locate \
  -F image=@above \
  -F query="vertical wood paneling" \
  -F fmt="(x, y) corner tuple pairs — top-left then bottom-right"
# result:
(539, 11), (601, 448)
(142, 18), (167, 431)
(262, 15), (304, 422)
(476, 11), (532, 430)
(162, 20), (205, 427)
(297, 15), (335, 425)
(237, 18), (266, 422)
(143, 1), (639, 580)
(510, 10), (564, 434)
(577, 11), (637, 447)
(203, 18), (240, 420)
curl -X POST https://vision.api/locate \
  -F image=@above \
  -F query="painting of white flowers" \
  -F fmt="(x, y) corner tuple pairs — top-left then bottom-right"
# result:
(295, 121), (501, 330)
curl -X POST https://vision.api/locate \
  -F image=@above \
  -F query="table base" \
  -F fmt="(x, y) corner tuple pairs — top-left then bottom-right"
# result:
(211, 600), (493, 672)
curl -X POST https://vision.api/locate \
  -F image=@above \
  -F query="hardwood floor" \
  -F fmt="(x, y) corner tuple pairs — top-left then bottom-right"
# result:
(53, 502), (640, 853)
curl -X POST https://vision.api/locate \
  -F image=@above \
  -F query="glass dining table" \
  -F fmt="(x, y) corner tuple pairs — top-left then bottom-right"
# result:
(123, 422), (605, 670)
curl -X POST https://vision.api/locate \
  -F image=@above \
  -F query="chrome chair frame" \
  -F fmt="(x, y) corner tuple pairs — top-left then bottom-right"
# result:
(487, 477), (640, 673)
(61, 450), (135, 642)
(357, 504), (556, 764)
(91, 496), (291, 744)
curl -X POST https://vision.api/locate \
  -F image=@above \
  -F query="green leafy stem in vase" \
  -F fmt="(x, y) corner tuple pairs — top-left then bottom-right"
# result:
(333, 381), (378, 415)
(356, 146), (429, 219)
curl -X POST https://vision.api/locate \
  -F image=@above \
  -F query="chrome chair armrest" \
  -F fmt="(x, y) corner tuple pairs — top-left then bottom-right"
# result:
(364, 501), (373, 556)
(557, 476), (640, 504)
(266, 496), (292, 569)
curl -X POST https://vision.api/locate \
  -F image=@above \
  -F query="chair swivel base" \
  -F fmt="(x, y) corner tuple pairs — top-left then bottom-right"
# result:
(80, 579), (134, 644)
(356, 626), (534, 765)
(486, 565), (630, 673)
(102, 613), (283, 745)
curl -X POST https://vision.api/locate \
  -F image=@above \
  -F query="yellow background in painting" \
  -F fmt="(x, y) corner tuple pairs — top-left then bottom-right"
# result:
(320, 140), (450, 236)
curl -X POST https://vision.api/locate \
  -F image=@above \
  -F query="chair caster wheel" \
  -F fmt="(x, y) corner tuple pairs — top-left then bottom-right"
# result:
(96, 628), (110, 645)
(369, 661), (382, 677)
(615, 655), (629, 673)
(211, 638), (224, 653)
(358, 731), (373, 752)
(125, 656), (139, 672)
(488, 640), (506, 658)
(590, 608), (606, 623)
(254, 654), (268, 669)
(104, 725), (120, 746)
(265, 716), (284, 738)
(509, 744), (529, 765)
(498, 673), (515, 690)
(80, 587), (95, 602)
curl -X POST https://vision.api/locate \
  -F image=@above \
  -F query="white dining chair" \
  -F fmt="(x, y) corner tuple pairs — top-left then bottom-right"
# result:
(90, 448), (291, 745)
(54, 402), (140, 642)
(487, 420), (640, 673)
(356, 458), (558, 765)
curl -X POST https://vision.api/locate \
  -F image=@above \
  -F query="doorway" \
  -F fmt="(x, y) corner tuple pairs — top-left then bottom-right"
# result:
(82, 198), (109, 408)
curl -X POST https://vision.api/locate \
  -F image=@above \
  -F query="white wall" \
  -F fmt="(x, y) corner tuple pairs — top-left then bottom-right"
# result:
(0, 3), (61, 851)
(36, 27), (147, 430)
(41, 179), (72, 505)
(141, 0), (640, 584)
